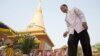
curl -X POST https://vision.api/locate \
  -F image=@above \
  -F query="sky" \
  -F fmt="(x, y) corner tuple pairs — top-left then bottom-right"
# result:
(0, 0), (100, 49)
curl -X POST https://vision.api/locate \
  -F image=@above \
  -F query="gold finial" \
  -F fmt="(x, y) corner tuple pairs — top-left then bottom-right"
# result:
(39, 0), (41, 2)
(38, 0), (42, 7)
(38, 0), (42, 4)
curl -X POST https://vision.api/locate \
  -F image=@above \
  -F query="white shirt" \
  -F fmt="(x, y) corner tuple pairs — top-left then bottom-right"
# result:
(65, 7), (86, 34)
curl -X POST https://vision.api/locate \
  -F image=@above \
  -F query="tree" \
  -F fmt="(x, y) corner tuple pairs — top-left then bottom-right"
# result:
(92, 43), (100, 51)
(77, 46), (83, 56)
(92, 42), (100, 56)
(19, 35), (40, 54)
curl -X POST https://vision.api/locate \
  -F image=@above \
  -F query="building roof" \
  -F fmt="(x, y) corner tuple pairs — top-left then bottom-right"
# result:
(0, 22), (9, 29)
(0, 22), (15, 38)
(18, 30), (54, 47)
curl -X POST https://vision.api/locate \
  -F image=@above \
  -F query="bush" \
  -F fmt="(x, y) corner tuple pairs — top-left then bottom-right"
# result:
(19, 35), (39, 54)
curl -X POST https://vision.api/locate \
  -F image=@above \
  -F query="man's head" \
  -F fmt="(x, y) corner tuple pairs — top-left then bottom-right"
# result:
(60, 4), (68, 13)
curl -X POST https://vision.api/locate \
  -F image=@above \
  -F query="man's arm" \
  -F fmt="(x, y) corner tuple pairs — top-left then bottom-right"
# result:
(63, 19), (70, 37)
(74, 8), (86, 22)
(74, 8), (88, 29)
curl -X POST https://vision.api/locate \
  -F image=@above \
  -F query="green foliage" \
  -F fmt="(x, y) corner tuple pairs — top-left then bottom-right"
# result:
(19, 35), (39, 54)
(77, 46), (83, 56)
(92, 42), (100, 52)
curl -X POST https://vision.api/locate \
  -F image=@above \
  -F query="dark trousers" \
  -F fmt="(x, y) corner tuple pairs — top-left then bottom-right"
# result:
(68, 29), (92, 56)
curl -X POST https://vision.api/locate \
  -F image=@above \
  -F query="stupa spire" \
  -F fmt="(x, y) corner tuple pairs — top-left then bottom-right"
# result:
(27, 0), (45, 31)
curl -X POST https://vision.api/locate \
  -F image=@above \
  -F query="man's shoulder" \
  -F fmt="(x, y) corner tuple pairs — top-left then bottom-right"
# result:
(69, 7), (78, 12)
(71, 7), (81, 13)
(73, 7), (79, 10)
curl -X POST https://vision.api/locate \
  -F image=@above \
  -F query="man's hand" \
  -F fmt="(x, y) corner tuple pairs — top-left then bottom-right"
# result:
(63, 31), (68, 38)
(82, 22), (88, 30)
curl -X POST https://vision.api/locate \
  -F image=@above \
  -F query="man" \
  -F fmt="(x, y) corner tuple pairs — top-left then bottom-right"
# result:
(60, 4), (92, 56)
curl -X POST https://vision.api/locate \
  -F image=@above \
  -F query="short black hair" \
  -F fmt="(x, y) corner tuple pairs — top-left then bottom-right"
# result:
(61, 4), (67, 7)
